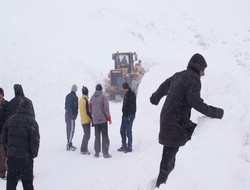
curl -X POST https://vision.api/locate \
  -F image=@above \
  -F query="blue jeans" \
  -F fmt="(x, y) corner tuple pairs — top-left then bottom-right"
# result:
(120, 115), (135, 149)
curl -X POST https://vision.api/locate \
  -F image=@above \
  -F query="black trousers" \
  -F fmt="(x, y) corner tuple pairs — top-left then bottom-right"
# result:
(94, 122), (110, 155)
(0, 135), (6, 178)
(7, 157), (34, 190)
(81, 123), (91, 152)
(156, 146), (179, 188)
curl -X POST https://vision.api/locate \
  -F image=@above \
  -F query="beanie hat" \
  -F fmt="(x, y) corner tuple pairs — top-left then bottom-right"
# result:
(14, 84), (24, 96)
(82, 86), (88, 95)
(71, 84), (77, 92)
(187, 53), (207, 73)
(95, 84), (102, 91)
(122, 82), (129, 89)
(19, 99), (31, 110)
(0, 88), (4, 96)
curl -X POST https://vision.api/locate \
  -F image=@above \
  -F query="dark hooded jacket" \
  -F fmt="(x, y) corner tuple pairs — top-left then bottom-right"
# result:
(2, 99), (40, 158)
(9, 84), (36, 119)
(65, 91), (78, 120)
(122, 88), (136, 117)
(150, 54), (224, 147)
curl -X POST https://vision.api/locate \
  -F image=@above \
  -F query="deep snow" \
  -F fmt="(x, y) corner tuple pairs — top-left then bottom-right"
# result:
(0, 0), (250, 189)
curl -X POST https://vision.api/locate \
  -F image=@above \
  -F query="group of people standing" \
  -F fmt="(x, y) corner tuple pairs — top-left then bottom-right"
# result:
(64, 82), (137, 158)
(0, 85), (40, 190)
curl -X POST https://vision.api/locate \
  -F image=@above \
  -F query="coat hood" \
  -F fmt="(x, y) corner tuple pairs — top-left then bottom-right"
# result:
(17, 99), (33, 117)
(82, 86), (88, 95)
(95, 84), (102, 91)
(14, 84), (24, 96)
(93, 90), (103, 97)
(187, 53), (207, 74)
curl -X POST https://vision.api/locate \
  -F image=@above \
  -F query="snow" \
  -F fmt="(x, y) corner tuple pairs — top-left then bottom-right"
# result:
(1, 0), (250, 189)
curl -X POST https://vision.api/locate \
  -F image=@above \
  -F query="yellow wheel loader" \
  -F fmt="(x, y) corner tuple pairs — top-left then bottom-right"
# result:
(104, 52), (144, 101)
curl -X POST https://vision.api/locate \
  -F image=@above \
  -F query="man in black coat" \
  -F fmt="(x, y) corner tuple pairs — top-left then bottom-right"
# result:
(118, 82), (136, 153)
(9, 84), (35, 119)
(65, 84), (78, 151)
(150, 53), (224, 188)
(2, 99), (40, 190)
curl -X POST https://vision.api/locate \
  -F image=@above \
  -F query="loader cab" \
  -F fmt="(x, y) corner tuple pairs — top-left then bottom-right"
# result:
(112, 52), (138, 73)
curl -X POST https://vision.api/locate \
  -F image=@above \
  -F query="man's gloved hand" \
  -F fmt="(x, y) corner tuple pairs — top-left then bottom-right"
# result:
(209, 106), (224, 119)
(150, 95), (159, 105)
(214, 108), (224, 119)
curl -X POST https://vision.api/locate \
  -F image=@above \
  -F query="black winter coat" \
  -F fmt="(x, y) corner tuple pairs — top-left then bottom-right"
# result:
(0, 99), (10, 134)
(2, 101), (40, 158)
(150, 69), (224, 147)
(122, 88), (136, 117)
(65, 91), (78, 120)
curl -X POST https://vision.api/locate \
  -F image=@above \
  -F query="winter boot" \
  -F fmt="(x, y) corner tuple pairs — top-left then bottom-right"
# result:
(81, 151), (91, 155)
(117, 146), (127, 152)
(103, 153), (112, 158)
(94, 153), (99, 158)
(125, 146), (132, 153)
(66, 144), (70, 151)
(69, 145), (77, 151)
